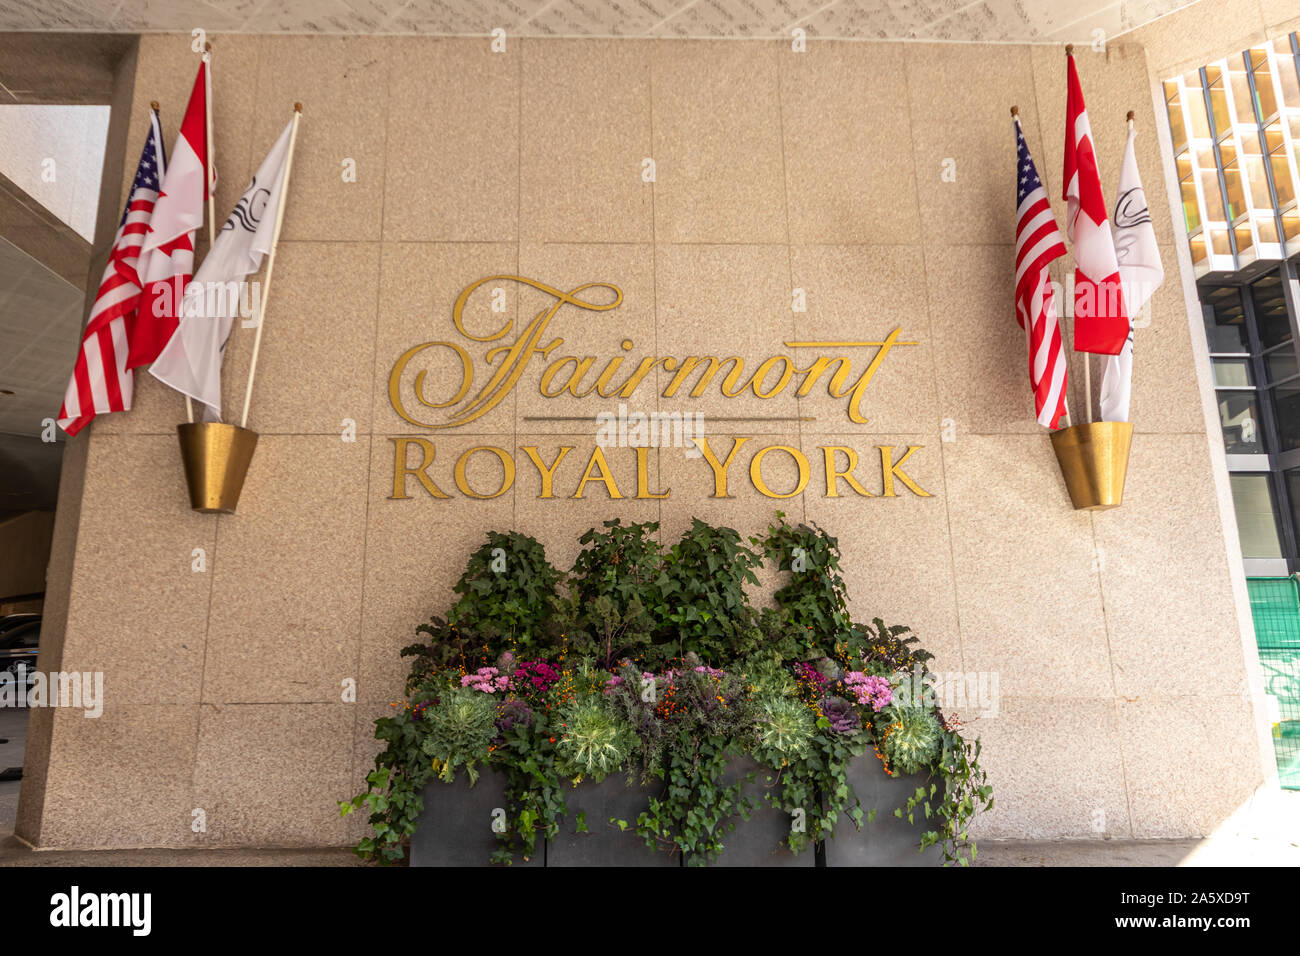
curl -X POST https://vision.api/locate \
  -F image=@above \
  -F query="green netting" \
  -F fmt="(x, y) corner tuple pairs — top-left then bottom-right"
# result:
(1246, 578), (1300, 789)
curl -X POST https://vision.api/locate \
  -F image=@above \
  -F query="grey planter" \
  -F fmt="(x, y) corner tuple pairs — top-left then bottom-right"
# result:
(703, 757), (814, 867)
(546, 772), (678, 867)
(823, 756), (943, 867)
(409, 771), (543, 867)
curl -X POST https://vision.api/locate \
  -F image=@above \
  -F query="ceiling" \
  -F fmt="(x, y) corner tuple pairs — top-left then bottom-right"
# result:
(0, 0), (1203, 44)
(0, 236), (84, 443)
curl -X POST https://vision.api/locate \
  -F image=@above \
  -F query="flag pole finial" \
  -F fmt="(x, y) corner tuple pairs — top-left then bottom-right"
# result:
(204, 41), (212, 52)
(1126, 110), (1135, 121)
(294, 102), (302, 112)
(1065, 43), (1074, 55)
(150, 100), (159, 111)
(1010, 105), (1019, 116)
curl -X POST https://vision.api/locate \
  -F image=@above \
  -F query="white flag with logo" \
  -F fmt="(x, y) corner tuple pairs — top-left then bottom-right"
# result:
(1100, 125), (1165, 422)
(150, 119), (293, 420)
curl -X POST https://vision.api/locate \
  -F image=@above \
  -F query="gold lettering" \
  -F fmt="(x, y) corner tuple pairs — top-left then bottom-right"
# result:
(520, 446), (572, 499)
(635, 447), (670, 499)
(387, 342), (474, 428)
(573, 446), (623, 499)
(663, 356), (746, 398)
(822, 446), (873, 498)
(841, 329), (905, 424)
(747, 356), (795, 399)
(592, 341), (634, 398)
(617, 356), (672, 398)
(879, 445), (932, 497)
(793, 356), (852, 397)
(749, 444), (810, 499)
(453, 445), (515, 499)
(389, 438), (449, 499)
(539, 356), (597, 398)
(387, 276), (923, 437)
(440, 276), (621, 428)
(692, 437), (750, 498)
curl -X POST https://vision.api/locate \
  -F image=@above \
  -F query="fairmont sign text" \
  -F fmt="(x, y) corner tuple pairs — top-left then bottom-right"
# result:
(386, 275), (932, 501)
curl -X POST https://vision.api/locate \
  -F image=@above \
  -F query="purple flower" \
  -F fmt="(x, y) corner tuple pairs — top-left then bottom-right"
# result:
(794, 662), (829, 689)
(822, 696), (861, 734)
(513, 660), (561, 694)
(496, 699), (533, 735)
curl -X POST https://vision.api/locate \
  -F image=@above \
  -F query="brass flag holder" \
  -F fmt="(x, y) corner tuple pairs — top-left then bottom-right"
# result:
(177, 422), (259, 514)
(1050, 421), (1133, 510)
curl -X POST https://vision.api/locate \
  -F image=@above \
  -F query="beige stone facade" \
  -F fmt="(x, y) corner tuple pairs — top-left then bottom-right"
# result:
(19, 2), (1300, 848)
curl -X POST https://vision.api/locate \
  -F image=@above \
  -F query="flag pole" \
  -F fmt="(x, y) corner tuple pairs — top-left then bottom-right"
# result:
(1083, 354), (1092, 423)
(185, 43), (216, 426)
(204, 43), (216, 250)
(239, 104), (301, 430)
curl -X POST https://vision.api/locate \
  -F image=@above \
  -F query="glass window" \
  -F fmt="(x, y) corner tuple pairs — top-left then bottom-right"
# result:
(1271, 380), (1300, 451)
(1252, 54), (1278, 118)
(1219, 392), (1265, 452)
(1251, 273), (1292, 349)
(1230, 473), (1284, 558)
(1285, 470), (1300, 549)
(1230, 61), (1255, 124)
(1221, 155), (1246, 220)
(1265, 350), (1298, 384)
(1275, 47), (1300, 105)
(1165, 82), (1187, 152)
(1207, 66), (1231, 134)
(1178, 153), (1200, 231)
(1213, 357), (1254, 386)
(1284, 210), (1300, 241)
(1203, 289), (1249, 351)
(1197, 155), (1228, 222)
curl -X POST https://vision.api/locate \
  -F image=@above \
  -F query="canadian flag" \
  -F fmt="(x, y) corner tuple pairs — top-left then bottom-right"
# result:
(127, 58), (211, 370)
(1063, 52), (1129, 355)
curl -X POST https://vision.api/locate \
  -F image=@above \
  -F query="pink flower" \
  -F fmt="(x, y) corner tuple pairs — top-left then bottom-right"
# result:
(844, 671), (892, 711)
(461, 666), (509, 693)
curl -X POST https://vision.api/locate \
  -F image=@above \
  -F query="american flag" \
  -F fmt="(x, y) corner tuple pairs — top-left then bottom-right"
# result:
(57, 109), (166, 436)
(1014, 115), (1069, 430)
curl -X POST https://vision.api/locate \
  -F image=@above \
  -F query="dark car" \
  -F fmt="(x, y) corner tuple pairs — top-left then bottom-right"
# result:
(0, 616), (40, 689)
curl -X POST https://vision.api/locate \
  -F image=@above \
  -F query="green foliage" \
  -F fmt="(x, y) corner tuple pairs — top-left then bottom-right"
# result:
(421, 685), (498, 783)
(761, 721), (870, 854)
(563, 519), (665, 668)
(346, 514), (994, 866)
(842, 618), (934, 673)
(448, 531), (563, 659)
(403, 616), (472, 692)
(878, 704), (943, 776)
(639, 731), (749, 866)
(929, 731), (994, 865)
(658, 518), (762, 663)
(555, 696), (637, 780)
(751, 692), (816, 764)
(631, 667), (756, 865)
(338, 703), (434, 864)
(753, 513), (853, 657)
(490, 700), (566, 864)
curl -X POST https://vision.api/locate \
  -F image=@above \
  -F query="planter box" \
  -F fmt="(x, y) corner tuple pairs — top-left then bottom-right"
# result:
(546, 773), (678, 867)
(823, 756), (942, 867)
(704, 757), (814, 867)
(409, 771), (542, 867)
